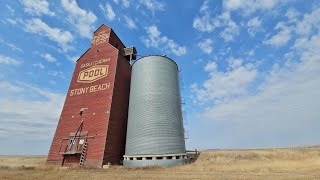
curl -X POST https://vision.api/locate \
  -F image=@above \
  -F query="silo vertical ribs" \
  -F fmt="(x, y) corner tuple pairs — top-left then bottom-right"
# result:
(124, 56), (187, 167)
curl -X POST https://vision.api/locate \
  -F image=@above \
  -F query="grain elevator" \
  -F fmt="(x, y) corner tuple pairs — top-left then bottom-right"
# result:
(47, 24), (187, 168)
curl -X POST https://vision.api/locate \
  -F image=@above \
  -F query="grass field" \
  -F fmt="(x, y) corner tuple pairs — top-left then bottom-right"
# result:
(1, 147), (320, 179)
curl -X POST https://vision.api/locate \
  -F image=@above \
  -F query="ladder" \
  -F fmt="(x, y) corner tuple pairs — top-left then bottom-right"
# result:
(61, 120), (84, 167)
(67, 120), (84, 152)
(79, 138), (88, 167)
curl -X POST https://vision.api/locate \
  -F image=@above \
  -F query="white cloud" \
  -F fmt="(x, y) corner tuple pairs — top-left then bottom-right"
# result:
(247, 17), (262, 37)
(295, 8), (320, 36)
(264, 7), (320, 48)
(7, 43), (23, 52)
(5, 19), (16, 25)
(193, 1), (220, 32)
(113, 0), (129, 7)
(140, 0), (165, 12)
(49, 80), (56, 85)
(62, 0), (97, 38)
(192, 1), (239, 41)
(33, 62), (45, 69)
(285, 8), (300, 21)
(0, 81), (64, 143)
(191, 17), (320, 149)
(19, 0), (55, 16)
(66, 55), (80, 63)
(6, 4), (15, 14)
(200, 0), (209, 13)
(198, 38), (213, 54)
(142, 25), (187, 56)
(0, 39), (23, 52)
(5, 18), (17, 25)
(48, 71), (65, 79)
(0, 81), (24, 93)
(4, 18), (23, 26)
(100, 3), (116, 21)
(248, 49), (255, 56)
(193, 14), (219, 32)
(264, 22), (292, 47)
(218, 47), (231, 57)
(123, 16), (137, 29)
(41, 53), (56, 62)
(0, 54), (22, 65)
(24, 18), (73, 51)
(192, 58), (257, 103)
(192, 59), (204, 65)
(223, 0), (281, 15)
(122, 0), (130, 8)
(219, 12), (239, 42)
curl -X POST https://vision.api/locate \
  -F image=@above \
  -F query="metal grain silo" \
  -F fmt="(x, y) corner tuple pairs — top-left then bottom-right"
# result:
(123, 55), (187, 167)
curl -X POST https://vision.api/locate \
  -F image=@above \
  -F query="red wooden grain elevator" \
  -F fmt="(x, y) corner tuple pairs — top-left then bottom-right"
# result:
(47, 24), (132, 167)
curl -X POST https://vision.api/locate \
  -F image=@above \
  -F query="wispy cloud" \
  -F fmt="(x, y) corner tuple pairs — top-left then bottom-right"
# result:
(264, 22), (291, 47)
(6, 4), (15, 14)
(247, 17), (263, 37)
(24, 18), (73, 51)
(112, 0), (129, 8)
(4, 18), (18, 25)
(223, 0), (283, 15)
(190, 7), (320, 149)
(0, 81), (64, 143)
(122, 0), (130, 8)
(193, 1), (239, 41)
(123, 16), (137, 29)
(219, 12), (239, 42)
(0, 39), (23, 52)
(295, 8), (320, 36)
(193, 1), (220, 32)
(192, 32), (320, 148)
(41, 53), (56, 62)
(0, 54), (22, 65)
(198, 38), (213, 54)
(19, 0), (55, 16)
(140, 0), (165, 13)
(142, 25), (186, 56)
(61, 0), (97, 38)
(33, 62), (45, 69)
(192, 58), (257, 104)
(100, 3), (116, 21)
(48, 71), (65, 79)
(285, 8), (300, 22)
(66, 55), (80, 63)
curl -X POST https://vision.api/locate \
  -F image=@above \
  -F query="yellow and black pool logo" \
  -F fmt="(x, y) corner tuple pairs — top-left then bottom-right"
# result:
(77, 65), (109, 83)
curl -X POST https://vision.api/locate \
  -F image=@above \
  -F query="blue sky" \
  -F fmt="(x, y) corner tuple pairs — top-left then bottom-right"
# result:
(0, 0), (319, 155)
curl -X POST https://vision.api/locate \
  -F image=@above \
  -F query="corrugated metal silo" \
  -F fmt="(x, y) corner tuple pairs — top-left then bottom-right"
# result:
(123, 55), (186, 167)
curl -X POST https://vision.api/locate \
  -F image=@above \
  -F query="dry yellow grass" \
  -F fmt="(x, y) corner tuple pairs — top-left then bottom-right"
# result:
(1, 147), (320, 179)
(0, 155), (45, 168)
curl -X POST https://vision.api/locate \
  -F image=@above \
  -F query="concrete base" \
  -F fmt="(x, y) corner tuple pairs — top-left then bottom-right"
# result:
(123, 153), (188, 167)
(123, 158), (186, 167)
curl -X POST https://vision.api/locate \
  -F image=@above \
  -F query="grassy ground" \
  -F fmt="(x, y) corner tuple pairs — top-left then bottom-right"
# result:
(1, 147), (320, 179)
